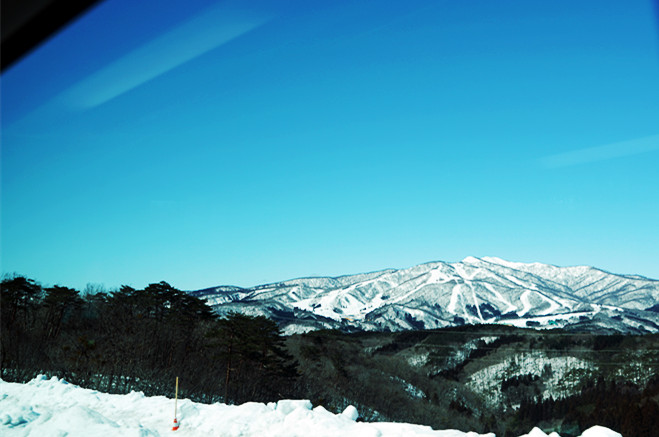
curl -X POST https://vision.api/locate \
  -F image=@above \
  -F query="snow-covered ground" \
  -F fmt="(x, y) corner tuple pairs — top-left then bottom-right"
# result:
(0, 376), (621, 437)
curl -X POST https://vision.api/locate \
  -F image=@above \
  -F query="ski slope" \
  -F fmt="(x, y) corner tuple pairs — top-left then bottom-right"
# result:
(194, 256), (659, 333)
(0, 376), (622, 437)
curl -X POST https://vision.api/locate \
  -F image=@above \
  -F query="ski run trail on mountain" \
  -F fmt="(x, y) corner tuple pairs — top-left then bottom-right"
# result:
(197, 256), (659, 334)
(1, 376), (622, 437)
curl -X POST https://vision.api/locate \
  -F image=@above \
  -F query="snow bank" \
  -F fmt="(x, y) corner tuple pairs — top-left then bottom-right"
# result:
(518, 427), (560, 437)
(580, 427), (623, 437)
(517, 426), (621, 437)
(0, 376), (620, 437)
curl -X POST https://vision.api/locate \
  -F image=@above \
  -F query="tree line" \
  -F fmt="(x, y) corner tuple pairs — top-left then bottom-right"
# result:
(510, 376), (659, 437)
(0, 275), (298, 404)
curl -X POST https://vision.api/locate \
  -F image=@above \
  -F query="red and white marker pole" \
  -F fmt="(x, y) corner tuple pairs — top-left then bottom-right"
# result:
(172, 376), (179, 431)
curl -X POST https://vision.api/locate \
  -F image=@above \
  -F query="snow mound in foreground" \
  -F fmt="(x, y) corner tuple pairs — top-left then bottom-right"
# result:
(0, 376), (621, 437)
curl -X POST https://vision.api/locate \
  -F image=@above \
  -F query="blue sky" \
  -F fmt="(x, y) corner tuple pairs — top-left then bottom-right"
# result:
(2, 0), (659, 291)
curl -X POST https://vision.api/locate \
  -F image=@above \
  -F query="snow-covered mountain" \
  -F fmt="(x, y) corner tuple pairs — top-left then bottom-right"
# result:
(191, 257), (659, 334)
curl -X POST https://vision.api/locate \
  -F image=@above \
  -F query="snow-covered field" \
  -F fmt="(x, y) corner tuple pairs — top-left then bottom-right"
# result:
(0, 376), (621, 437)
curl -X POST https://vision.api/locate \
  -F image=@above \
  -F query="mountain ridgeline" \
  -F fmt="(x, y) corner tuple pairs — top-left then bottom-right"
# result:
(192, 257), (659, 334)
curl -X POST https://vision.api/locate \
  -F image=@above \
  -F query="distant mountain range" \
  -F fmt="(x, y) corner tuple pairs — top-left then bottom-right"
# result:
(189, 257), (659, 334)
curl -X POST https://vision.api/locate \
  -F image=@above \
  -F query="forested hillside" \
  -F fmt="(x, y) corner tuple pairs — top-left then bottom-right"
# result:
(2, 275), (657, 436)
(0, 276), (298, 404)
(286, 327), (659, 436)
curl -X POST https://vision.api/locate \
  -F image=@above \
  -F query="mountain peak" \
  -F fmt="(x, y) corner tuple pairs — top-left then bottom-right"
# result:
(195, 258), (659, 334)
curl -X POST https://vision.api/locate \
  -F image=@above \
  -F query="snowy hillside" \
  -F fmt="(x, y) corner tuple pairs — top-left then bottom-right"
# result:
(0, 376), (623, 437)
(192, 257), (659, 333)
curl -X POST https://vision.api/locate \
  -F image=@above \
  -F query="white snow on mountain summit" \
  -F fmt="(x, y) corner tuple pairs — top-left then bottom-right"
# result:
(0, 376), (623, 437)
(192, 257), (659, 334)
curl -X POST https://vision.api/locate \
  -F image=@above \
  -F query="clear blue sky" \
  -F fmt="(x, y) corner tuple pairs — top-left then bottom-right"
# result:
(2, 0), (659, 291)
